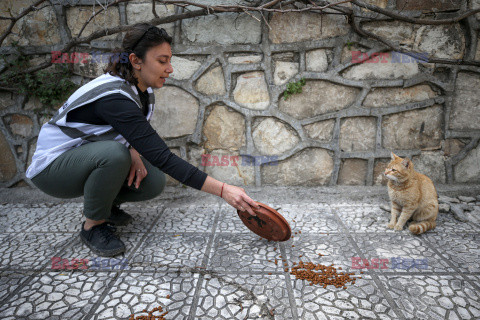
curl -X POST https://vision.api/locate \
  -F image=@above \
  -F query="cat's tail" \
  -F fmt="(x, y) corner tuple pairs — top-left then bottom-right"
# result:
(409, 220), (436, 235)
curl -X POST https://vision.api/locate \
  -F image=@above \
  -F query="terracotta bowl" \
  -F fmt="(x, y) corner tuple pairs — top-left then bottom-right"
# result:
(237, 202), (291, 241)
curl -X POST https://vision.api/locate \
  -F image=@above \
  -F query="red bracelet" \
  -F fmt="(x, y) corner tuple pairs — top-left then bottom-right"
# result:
(220, 182), (225, 198)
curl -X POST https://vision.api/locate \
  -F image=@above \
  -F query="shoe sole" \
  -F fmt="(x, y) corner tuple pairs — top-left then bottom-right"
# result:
(79, 233), (126, 257)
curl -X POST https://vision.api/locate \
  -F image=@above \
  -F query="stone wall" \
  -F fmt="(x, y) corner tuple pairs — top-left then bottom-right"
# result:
(1, 0), (480, 188)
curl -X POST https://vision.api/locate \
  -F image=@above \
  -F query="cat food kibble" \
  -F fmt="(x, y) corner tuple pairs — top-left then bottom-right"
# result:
(129, 305), (168, 320)
(288, 261), (360, 288)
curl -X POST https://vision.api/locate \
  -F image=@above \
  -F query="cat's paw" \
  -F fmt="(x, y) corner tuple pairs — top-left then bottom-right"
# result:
(387, 223), (395, 229)
(393, 224), (404, 231)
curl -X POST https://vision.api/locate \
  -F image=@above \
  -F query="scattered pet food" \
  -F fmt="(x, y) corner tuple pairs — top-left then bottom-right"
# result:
(129, 305), (168, 320)
(289, 261), (360, 288)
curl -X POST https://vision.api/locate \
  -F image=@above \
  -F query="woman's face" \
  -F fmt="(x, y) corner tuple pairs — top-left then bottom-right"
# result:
(132, 42), (173, 91)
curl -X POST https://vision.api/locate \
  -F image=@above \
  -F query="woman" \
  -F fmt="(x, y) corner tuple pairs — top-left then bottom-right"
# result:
(26, 24), (259, 257)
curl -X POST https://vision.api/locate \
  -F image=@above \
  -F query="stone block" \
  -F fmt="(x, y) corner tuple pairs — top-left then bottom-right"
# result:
(306, 49), (329, 72)
(262, 148), (333, 186)
(233, 72), (270, 110)
(279, 81), (359, 119)
(343, 52), (420, 80)
(373, 159), (390, 186)
(412, 151), (446, 183)
(202, 105), (245, 151)
(472, 0), (480, 20)
(454, 143), (480, 183)
(182, 13), (261, 45)
(187, 145), (205, 168)
(363, 21), (415, 48)
(269, 12), (348, 44)
(196, 66), (226, 96)
(5, 114), (33, 138)
(450, 72), (480, 130)
(204, 150), (254, 186)
(126, 2), (175, 35)
(227, 55), (262, 64)
(363, 85), (438, 108)
(303, 119), (335, 142)
(0, 131), (16, 182)
(338, 159), (368, 185)
(152, 86), (199, 138)
(341, 44), (367, 63)
(0, 91), (16, 109)
(171, 56), (202, 80)
(397, 0), (462, 11)
(414, 25), (464, 60)
(339, 117), (376, 152)
(382, 105), (443, 149)
(444, 139), (466, 158)
(67, 6), (120, 41)
(273, 61), (299, 85)
(0, 0), (60, 46)
(252, 118), (299, 156)
(24, 95), (40, 111)
(364, 0), (388, 8)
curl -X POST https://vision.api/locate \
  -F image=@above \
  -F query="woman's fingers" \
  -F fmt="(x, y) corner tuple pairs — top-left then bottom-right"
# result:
(134, 169), (148, 188)
(239, 199), (257, 216)
(127, 168), (136, 187)
(223, 184), (259, 216)
(244, 196), (260, 210)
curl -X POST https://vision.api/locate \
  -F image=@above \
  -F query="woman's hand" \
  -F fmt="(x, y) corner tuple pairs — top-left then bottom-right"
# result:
(128, 148), (147, 189)
(221, 183), (259, 216)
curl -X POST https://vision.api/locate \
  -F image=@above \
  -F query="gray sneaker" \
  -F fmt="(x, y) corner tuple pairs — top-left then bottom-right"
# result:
(80, 222), (126, 257)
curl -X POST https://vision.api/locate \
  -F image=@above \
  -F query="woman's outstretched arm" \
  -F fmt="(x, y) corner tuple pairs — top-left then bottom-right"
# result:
(201, 176), (259, 216)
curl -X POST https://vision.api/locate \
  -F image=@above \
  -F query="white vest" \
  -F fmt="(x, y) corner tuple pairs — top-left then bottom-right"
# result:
(26, 73), (155, 179)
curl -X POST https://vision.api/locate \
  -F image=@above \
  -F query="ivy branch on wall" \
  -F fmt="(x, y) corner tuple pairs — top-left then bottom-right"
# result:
(0, 0), (479, 111)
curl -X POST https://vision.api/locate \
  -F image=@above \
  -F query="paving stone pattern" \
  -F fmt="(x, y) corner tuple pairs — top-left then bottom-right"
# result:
(0, 198), (479, 319)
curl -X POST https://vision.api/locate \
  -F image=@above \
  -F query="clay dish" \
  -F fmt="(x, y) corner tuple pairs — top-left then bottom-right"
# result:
(237, 202), (291, 241)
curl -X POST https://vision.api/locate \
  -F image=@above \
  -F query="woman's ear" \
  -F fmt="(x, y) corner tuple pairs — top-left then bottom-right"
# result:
(129, 53), (142, 70)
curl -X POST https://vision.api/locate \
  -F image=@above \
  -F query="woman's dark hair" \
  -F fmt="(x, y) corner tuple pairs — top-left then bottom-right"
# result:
(104, 23), (173, 85)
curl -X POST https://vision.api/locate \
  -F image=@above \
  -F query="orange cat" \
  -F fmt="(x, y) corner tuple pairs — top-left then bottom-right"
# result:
(384, 153), (438, 234)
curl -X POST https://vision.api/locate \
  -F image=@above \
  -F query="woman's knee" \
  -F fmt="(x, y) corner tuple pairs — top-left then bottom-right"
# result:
(97, 141), (131, 169)
(142, 170), (166, 199)
(151, 170), (166, 197)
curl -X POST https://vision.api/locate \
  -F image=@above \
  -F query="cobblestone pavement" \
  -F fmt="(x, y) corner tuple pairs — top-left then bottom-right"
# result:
(0, 186), (479, 320)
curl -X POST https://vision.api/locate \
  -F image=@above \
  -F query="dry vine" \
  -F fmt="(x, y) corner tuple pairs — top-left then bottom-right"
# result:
(0, 0), (479, 86)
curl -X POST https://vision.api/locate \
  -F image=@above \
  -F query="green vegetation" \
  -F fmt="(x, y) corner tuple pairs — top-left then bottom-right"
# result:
(283, 77), (306, 100)
(345, 40), (354, 50)
(0, 43), (78, 113)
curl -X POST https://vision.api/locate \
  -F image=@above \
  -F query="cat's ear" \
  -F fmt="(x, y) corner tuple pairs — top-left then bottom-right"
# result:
(401, 158), (411, 168)
(391, 152), (400, 160)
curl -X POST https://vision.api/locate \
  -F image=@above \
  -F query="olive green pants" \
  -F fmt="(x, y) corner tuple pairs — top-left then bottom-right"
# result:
(31, 141), (166, 220)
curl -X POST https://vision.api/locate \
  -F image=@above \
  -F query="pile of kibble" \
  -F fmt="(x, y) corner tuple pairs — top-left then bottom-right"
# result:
(129, 305), (168, 320)
(289, 260), (361, 289)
